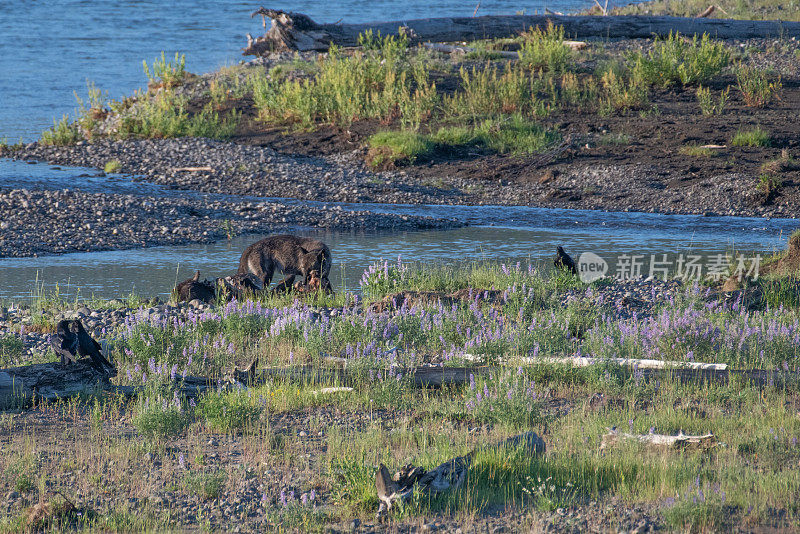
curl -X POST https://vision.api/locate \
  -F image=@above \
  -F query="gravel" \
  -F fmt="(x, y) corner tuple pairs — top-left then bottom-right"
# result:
(0, 186), (460, 258)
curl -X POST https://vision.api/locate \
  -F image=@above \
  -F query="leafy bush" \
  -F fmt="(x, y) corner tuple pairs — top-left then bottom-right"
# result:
(143, 51), (187, 88)
(598, 69), (650, 114)
(632, 32), (730, 86)
(253, 34), (437, 129)
(132, 387), (189, 440)
(118, 92), (239, 140)
(40, 115), (82, 145)
(696, 85), (728, 115)
(518, 23), (573, 72)
(444, 65), (545, 119)
(735, 65), (782, 107)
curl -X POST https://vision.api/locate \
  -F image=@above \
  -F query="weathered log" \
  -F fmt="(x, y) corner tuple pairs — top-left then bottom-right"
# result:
(242, 9), (800, 55)
(600, 428), (717, 450)
(0, 360), (113, 408)
(376, 431), (545, 517)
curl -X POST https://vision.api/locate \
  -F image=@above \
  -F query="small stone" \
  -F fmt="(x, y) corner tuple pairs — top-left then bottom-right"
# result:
(189, 299), (202, 309)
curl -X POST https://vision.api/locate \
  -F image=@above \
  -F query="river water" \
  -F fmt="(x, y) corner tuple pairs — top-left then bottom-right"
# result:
(0, 159), (794, 299)
(0, 0), (796, 301)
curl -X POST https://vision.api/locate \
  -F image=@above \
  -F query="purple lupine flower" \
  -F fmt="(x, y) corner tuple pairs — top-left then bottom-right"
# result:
(301, 493), (308, 505)
(178, 452), (185, 469)
(280, 489), (287, 507)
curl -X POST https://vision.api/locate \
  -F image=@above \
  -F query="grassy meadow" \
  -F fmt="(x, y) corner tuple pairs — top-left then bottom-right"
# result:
(2, 257), (800, 532)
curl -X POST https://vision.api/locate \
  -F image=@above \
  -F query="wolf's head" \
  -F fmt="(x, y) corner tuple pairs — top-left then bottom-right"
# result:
(299, 247), (326, 274)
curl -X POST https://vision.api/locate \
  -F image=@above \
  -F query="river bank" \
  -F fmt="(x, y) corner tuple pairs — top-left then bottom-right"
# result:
(4, 32), (800, 220)
(0, 187), (459, 258)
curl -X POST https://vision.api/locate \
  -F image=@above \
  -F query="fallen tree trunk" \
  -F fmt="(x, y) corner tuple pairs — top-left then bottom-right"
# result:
(0, 360), (112, 408)
(243, 9), (800, 54)
(16, 359), (795, 407)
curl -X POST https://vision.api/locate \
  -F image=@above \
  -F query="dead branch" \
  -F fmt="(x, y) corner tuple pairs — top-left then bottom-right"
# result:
(601, 428), (717, 450)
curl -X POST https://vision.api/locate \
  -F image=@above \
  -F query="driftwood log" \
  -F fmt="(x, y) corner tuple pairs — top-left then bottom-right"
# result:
(243, 9), (800, 54)
(0, 360), (113, 409)
(601, 428), (718, 451)
(376, 431), (545, 517)
(6, 358), (796, 408)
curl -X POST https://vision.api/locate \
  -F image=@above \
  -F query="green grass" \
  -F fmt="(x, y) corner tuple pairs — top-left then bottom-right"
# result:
(6, 257), (800, 530)
(368, 115), (558, 168)
(182, 470), (226, 500)
(366, 130), (434, 168)
(730, 127), (771, 147)
(631, 32), (730, 87)
(196, 390), (263, 433)
(131, 386), (189, 440)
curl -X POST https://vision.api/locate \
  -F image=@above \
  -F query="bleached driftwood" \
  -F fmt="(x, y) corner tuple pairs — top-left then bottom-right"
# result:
(242, 9), (800, 55)
(422, 41), (586, 58)
(312, 386), (353, 395)
(0, 360), (113, 409)
(173, 166), (213, 172)
(601, 428), (717, 450)
(422, 42), (518, 58)
(464, 352), (729, 371)
(376, 431), (545, 517)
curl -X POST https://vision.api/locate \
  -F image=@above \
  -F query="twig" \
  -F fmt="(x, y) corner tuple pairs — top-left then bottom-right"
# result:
(473, 2), (481, 17)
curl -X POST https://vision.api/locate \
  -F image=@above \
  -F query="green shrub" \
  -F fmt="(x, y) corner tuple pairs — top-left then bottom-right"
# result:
(598, 68), (650, 114)
(433, 115), (557, 154)
(758, 173), (783, 194)
(632, 32), (730, 86)
(696, 85), (728, 115)
(444, 65), (546, 119)
(143, 51), (187, 88)
(253, 35), (437, 129)
(467, 115), (559, 155)
(104, 160), (122, 173)
(41, 115), (82, 145)
(118, 92), (239, 140)
(735, 64), (782, 107)
(0, 334), (23, 367)
(730, 127), (771, 147)
(518, 23), (573, 72)
(132, 388), (189, 440)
